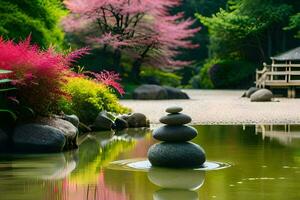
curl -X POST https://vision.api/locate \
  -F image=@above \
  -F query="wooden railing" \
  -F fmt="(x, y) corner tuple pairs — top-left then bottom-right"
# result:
(256, 63), (300, 88)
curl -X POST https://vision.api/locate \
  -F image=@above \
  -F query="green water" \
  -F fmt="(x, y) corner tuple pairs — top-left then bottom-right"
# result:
(0, 125), (300, 200)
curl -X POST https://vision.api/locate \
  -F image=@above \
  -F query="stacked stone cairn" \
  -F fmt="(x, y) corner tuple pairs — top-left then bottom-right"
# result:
(148, 106), (206, 168)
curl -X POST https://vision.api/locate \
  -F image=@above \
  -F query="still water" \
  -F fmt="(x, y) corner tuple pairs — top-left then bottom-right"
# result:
(0, 125), (300, 200)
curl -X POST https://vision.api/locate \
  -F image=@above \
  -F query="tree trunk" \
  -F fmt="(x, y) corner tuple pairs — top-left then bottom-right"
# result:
(131, 59), (142, 82)
(113, 49), (122, 73)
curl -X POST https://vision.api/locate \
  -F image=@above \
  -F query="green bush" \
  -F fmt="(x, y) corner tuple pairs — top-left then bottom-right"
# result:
(197, 58), (256, 89)
(192, 59), (217, 89)
(0, 0), (65, 49)
(59, 77), (130, 124)
(140, 68), (181, 87)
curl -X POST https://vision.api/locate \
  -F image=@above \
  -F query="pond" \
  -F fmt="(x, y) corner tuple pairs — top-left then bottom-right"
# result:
(0, 125), (300, 200)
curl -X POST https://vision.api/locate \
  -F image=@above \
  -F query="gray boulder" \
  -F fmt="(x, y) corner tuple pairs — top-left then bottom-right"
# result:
(13, 124), (66, 153)
(251, 89), (273, 102)
(153, 125), (197, 142)
(133, 84), (189, 100)
(245, 87), (260, 98)
(148, 142), (206, 168)
(63, 114), (79, 128)
(163, 86), (189, 99)
(133, 84), (168, 100)
(114, 117), (128, 131)
(38, 118), (79, 150)
(92, 111), (114, 131)
(126, 113), (150, 128)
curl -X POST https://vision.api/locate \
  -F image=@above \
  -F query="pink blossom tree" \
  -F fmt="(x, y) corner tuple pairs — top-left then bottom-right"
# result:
(63, 0), (199, 81)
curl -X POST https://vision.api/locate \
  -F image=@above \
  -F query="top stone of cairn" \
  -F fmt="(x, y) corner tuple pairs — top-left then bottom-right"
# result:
(165, 106), (183, 114)
(160, 106), (191, 125)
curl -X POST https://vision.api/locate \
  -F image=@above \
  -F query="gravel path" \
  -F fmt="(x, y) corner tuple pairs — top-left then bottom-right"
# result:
(121, 89), (300, 125)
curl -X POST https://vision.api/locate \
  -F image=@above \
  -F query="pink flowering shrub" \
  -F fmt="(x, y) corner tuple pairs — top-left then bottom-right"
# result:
(84, 70), (125, 95)
(0, 37), (87, 115)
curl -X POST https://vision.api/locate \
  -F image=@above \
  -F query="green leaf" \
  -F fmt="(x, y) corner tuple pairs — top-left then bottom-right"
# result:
(0, 88), (16, 92)
(0, 70), (12, 74)
(0, 109), (17, 121)
(0, 79), (12, 84)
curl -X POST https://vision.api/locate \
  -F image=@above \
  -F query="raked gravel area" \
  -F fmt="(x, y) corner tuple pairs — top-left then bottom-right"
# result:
(121, 89), (300, 125)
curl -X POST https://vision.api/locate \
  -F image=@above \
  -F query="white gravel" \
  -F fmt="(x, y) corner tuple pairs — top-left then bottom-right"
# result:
(120, 89), (300, 125)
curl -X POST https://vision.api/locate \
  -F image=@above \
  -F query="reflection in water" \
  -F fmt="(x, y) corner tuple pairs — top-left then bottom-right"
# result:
(153, 189), (199, 200)
(148, 168), (205, 190)
(255, 124), (300, 145)
(0, 151), (78, 180)
(148, 168), (205, 200)
(1, 126), (300, 200)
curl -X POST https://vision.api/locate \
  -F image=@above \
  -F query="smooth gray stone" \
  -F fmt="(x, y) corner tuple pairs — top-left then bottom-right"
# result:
(251, 89), (273, 102)
(148, 142), (206, 168)
(93, 111), (114, 131)
(163, 86), (190, 99)
(63, 114), (80, 128)
(13, 124), (66, 153)
(148, 167), (205, 190)
(159, 113), (192, 125)
(114, 117), (128, 131)
(126, 113), (150, 128)
(246, 87), (260, 98)
(38, 117), (79, 150)
(153, 125), (197, 142)
(133, 84), (168, 100)
(166, 106), (183, 114)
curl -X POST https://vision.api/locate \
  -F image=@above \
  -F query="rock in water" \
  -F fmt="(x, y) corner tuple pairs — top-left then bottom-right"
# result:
(63, 114), (80, 128)
(250, 89), (273, 102)
(114, 117), (129, 130)
(160, 113), (192, 125)
(153, 125), (197, 142)
(38, 118), (79, 150)
(13, 124), (66, 153)
(148, 142), (206, 168)
(92, 111), (114, 131)
(165, 106), (183, 114)
(126, 113), (150, 128)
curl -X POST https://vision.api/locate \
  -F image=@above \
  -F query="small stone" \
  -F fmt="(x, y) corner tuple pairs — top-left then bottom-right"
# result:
(126, 113), (150, 128)
(93, 111), (114, 131)
(153, 125), (197, 142)
(63, 114), (80, 128)
(160, 113), (192, 125)
(165, 106), (183, 114)
(148, 142), (206, 168)
(114, 117), (128, 131)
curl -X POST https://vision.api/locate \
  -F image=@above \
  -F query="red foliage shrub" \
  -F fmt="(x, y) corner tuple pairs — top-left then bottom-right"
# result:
(0, 37), (87, 115)
(84, 70), (125, 95)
